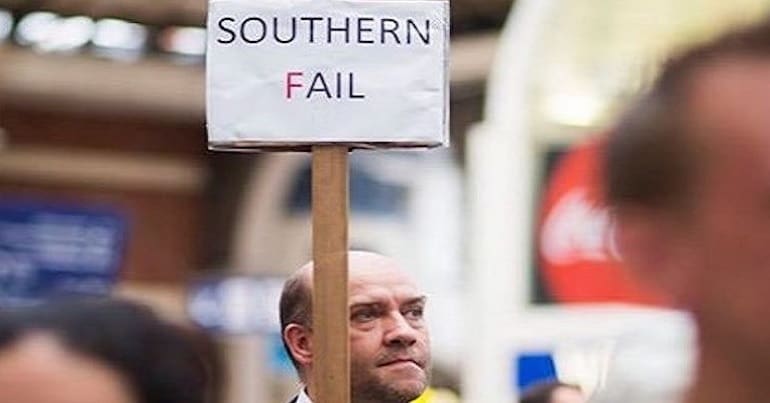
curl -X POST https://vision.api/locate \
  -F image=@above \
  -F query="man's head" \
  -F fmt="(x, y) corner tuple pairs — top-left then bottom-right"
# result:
(0, 333), (135, 403)
(520, 381), (585, 403)
(0, 299), (212, 403)
(604, 19), (770, 369)
(280, 251), (431, 403)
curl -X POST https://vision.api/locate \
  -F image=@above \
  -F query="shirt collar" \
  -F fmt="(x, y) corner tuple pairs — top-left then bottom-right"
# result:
(297, 387), (313, 403)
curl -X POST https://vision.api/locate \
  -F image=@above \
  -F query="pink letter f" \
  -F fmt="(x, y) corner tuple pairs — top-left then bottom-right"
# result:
(286, 72), (303, 99)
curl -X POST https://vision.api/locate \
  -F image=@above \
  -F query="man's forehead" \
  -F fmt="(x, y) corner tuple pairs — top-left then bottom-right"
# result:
(349, 269), (421, 295)
(673, 59), (770, 209)
(348, 261), (423, 303)
(687, 59), (770, 133)
(683, 59), (770, 161)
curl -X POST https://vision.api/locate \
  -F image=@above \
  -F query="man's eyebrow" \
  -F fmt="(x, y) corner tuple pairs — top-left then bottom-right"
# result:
(402, 296), (427, 306)
(349, 301), (383, 309)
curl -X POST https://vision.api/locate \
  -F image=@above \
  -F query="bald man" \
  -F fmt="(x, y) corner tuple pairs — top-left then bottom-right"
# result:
(279, 251), (431, 403)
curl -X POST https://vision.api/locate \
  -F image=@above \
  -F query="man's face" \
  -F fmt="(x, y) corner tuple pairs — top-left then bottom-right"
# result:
(347, 258), (431, 403)
(676, 59), (770, 362)
(0, 335), (135, 403)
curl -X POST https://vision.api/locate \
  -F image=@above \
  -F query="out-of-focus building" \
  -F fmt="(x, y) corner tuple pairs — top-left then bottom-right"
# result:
(466, 0), (770, 402)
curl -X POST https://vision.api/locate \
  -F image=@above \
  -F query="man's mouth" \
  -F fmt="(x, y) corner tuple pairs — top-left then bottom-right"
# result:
(378, 358), (423, 369)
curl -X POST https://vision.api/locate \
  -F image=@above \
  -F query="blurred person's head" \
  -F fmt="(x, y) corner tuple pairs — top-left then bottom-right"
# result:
(280, 251), (431, 403)
(0, 298), (213, 403)
(605, 17), (770, 402)
(520, 381), (585, 403)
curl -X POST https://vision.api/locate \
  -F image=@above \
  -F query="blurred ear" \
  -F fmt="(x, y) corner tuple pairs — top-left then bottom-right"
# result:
(284, 324), (313, 368)
(614, 207), (696, 307)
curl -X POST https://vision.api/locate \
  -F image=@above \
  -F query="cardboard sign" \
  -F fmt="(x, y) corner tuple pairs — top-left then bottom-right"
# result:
(206, 0), (449, 150)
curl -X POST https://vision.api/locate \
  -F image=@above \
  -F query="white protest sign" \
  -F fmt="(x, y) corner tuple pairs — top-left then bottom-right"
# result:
(206, 0), (449, 150)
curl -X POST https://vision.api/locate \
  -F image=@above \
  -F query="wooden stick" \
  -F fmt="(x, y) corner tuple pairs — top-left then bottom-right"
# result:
(311, 145), (350, 403)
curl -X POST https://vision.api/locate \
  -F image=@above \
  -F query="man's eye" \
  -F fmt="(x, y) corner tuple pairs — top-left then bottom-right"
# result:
(352, 310), (377, 322)
(404, 307), (424, 320)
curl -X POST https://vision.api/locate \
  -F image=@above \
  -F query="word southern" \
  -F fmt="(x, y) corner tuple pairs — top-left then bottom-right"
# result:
(216, 16), (432, 46)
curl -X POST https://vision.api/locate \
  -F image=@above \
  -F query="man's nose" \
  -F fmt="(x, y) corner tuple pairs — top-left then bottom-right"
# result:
(383, 313), (418, 347)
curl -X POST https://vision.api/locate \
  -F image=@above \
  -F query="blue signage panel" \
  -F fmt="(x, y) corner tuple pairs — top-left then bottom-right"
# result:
(515, 352), (558, 392)
(188, 275), (284, 335)
(0, 199), (127, 306)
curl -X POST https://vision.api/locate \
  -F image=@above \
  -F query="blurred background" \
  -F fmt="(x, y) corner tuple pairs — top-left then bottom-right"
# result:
(0, 0), (769, 402)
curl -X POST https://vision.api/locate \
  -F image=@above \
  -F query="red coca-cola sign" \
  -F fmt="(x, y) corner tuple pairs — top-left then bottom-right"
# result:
(538, 137), (666, 305)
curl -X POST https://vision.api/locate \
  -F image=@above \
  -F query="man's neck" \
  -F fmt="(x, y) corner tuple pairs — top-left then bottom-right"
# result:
(306, 387), (408, 403)
(685, 337), (770, 403)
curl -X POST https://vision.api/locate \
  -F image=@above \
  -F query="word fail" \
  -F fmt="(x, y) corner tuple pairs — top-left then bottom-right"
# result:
(286, 71), (365, 100)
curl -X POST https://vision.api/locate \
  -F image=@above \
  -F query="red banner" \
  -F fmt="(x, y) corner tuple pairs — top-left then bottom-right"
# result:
(538, 137), (666, 305)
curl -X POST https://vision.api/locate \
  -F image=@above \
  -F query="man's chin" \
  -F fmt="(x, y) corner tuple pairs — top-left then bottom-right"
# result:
(352, 363), (430, 402)
(386, 376), (428, 400)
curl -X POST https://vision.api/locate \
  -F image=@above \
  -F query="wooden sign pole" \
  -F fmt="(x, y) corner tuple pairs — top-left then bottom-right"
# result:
(311, 145), (351, 403)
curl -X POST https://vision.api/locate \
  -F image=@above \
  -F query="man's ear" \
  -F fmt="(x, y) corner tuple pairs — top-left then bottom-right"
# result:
(614, 207), (697, 307)
(284, 323), (313, 367)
